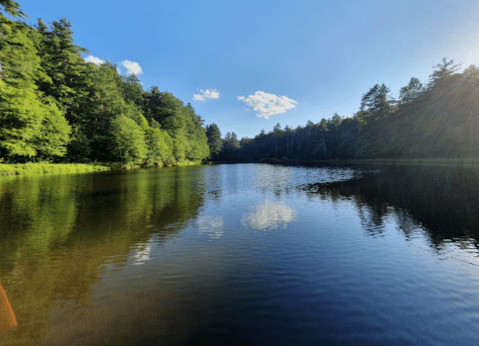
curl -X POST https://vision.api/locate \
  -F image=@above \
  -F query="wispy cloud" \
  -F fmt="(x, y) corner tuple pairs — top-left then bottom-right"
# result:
(237, 91), (298, 119)
(120, 60), (143, 75)
(193, 88), (220, 101)
(84, 55), (105, 66)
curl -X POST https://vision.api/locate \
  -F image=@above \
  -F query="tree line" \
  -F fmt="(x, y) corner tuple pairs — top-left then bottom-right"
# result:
(3, 1), (479, 167)
(0, 1), (210, 166)
(207, 58), (479, 162)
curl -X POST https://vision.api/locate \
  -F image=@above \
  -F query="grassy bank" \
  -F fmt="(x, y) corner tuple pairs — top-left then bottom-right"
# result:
(104, 160), (204, 169)
(0, 163), (111, 176)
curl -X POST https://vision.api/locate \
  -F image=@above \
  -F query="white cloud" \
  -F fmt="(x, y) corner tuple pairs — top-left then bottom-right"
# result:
(241, 200), (297, 231)
(237, 91), (298, 119)
(120, 60), (143, 75)
(193, 88), (220, 101)
(84, 55), (105, 66)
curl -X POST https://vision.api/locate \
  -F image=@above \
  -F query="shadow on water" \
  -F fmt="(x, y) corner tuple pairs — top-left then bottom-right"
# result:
(300, 163), (479, 249)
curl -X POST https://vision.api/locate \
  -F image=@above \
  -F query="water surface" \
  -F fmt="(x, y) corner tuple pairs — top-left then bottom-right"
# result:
(1, 163), (479, 345)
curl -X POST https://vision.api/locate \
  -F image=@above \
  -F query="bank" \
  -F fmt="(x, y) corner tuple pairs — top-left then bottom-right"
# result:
(0, 159), (208, 176)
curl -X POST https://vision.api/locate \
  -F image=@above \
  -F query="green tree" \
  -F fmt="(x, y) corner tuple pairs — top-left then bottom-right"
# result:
(78, 61), (126, 162)
(0, 0), (27, 19)
(428, 58), (461, 88)
(205, 123), (222, 159)
(331, 113), (342, 127)
(0, 16), (71, 161)
(110, 114), (147, 165)
(33, 18), (91, 116)
(142, 85), (161, 126)
(360, 83), (393, 118)
(145, 127), (174, 166)
(399, 77), (423, 104)
(119, 74), (144, 109)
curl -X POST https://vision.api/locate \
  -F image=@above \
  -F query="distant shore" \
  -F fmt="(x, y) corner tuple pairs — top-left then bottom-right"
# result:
(236, 158), (479, 167)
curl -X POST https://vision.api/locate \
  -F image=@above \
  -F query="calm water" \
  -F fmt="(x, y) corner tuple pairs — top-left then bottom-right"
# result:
(1, 163), (479, 345)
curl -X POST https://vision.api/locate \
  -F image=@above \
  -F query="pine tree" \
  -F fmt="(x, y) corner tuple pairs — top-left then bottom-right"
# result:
(399, 77), (424, 104)
(205, 123), (222, 159)
(428, 58), (461, 88)
(0, 0), (27, 20)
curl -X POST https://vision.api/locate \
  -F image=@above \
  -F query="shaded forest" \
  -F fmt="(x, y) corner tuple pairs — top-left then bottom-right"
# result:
(209, 59), (479, 162)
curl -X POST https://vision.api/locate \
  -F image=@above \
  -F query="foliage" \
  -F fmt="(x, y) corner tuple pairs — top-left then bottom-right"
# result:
(0, 10), (210, 168)
(110, 114), (148, 165)
(0, 16), (71, 161)
(0, 0), (27, 19)
(205, 123), (222, 159)
(217, 57), (479, 162)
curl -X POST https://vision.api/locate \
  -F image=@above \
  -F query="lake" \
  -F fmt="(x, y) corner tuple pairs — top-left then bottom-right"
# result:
(1, 163), (479, 345)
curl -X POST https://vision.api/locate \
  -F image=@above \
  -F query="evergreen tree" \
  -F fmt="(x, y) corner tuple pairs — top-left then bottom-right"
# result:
(331, 113), (342, 127)
(360, 83), (393, 118)
(205, 123), (222, 159)
(399, 77), (423, 104)
(142, 85), (161, 126)
(0, 16), (71, 161)
(0, 0), (27, 20)
(119, 74), (144, 109)
(428, 58), (461, 88)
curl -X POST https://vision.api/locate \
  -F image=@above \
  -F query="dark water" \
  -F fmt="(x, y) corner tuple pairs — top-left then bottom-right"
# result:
(1, 163), (479, 345)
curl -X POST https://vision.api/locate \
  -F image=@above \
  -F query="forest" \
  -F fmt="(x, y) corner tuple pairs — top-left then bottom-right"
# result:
(3, 0), (479, 168)
(206, 62), (479, 163)
(0, 1), (210, 167)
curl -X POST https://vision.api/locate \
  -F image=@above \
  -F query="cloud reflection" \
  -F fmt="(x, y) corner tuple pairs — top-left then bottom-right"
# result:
(132, 242), (151, 265)
(241, 199), (297, 231)
(196, 216), (224, 239)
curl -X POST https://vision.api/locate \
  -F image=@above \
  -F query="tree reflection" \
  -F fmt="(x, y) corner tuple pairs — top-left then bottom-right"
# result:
(300, 163), (479, 249)
(0, 167), (206, 343)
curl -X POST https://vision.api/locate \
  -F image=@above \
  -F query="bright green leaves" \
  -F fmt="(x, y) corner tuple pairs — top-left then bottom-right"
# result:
(0, 13), (210, 166)
(0, 86), (71, 158)
(32, 97), (72, 158)
(145, 127), (175, 166)
(0, 17), (71, 161)
(110, 115), (147, 166)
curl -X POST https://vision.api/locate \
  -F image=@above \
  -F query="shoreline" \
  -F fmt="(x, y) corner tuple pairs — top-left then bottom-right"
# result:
(0, 160), (207, 177)
(218, 157), (479, 168)
(3, 157), (479, 177)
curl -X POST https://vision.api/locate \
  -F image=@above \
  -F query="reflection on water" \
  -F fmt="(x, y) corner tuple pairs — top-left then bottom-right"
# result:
(300, 163), (479, 244)
(130, 241), (152, 265)
(0, 166), (207, 344)
(300, 163), (479, 267)
(196, 216), (224, 239)
(3, 163), (479, 344)
(241, 199), (297, 231)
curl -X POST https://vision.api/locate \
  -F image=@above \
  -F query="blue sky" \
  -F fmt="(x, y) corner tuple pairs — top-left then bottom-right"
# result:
(13, 0), (479, 139)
